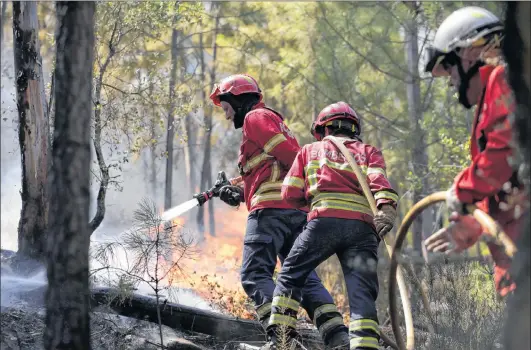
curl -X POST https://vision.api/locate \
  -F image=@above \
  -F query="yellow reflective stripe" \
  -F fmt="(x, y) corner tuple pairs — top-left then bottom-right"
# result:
(283, 176), (305, 189)
(318, 316), (345, 337)
(255, 181), (283, 195)
(263, 133), (287, 154)
(312, 304), (340, 324)
(256, 302), (272, 318)
(251, 192), (283, 207)
(349, 319), (380, 336)
(366, 167), (386, 177)
(311, 200), (374, 216)
(270, 161), (280, 182)
(269, 314), (297, 328)
(272, 296), (300, 312)
(374, 190), (399, 202)
(252, 180), (283, 206)
(242, 152), (274, 173)
(312, 192), (369, 207)
(350, 337), (380, 349)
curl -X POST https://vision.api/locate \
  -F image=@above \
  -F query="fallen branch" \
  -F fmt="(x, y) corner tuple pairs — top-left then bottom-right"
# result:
(89, 287), (265, 342)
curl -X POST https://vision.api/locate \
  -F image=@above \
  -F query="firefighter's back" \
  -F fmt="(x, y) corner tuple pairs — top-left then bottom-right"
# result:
(302, 137), (381, 225)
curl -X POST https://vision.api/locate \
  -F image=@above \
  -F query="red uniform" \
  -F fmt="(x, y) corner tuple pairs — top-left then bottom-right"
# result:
(238, 102), (306, 213)
(454, 65), (526, 296)
(281, 136), (399, 226)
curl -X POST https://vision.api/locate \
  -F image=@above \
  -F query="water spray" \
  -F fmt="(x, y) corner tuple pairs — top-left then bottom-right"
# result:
(160, 171), (243, 222)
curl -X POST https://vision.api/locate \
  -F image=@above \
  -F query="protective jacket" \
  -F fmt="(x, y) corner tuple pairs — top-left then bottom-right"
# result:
(454, 65), (527, 296)
(281, 137), (398, 226)
(238, 102), (306, 213)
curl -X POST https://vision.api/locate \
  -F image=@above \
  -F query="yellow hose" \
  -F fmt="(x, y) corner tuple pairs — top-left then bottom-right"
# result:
(388, 191), (518, 350)
(325, 136), (415, 350)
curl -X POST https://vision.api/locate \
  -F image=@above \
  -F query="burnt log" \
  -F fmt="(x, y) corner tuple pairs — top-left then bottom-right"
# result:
(90, 287), (265, 342)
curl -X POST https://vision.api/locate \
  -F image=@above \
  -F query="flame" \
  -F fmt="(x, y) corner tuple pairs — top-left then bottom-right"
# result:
(155, 204), (340, 321)
(155, 205), (255, 319)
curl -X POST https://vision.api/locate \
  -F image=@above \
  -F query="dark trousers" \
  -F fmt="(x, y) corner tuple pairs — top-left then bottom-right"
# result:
(268, 217), (380, 349)
(241, 208), (347, 342)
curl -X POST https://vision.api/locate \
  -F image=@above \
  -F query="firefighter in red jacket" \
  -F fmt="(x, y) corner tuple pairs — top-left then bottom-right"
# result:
(209, 74), (350, 348)
(423, 6), (528, 297)
(264, 101), (399, 349)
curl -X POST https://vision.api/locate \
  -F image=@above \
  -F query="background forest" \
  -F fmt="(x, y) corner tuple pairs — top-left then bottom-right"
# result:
(0, 1), (509, 349)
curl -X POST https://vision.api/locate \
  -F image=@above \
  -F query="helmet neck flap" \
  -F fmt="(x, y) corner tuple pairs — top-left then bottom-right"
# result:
(219, 93), (261, 129)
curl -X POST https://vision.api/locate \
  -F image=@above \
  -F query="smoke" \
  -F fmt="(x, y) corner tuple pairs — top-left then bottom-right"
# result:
(1, 44), (21, 252)
(1, 34), (226, 312)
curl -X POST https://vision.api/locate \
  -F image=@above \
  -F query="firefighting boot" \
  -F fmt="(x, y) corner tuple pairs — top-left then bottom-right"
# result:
(325, 330), (350, 350)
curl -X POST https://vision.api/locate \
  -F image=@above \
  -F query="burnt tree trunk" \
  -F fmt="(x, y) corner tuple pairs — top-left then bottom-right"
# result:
(164, 17), (179, 210)
(403, 2), (431, 253)
(12, 1), (50, 264)
(197, 7), (220, 237)
(44, 2), (95, 349)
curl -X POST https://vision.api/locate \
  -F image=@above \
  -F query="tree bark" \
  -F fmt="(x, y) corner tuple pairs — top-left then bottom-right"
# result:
(403, 1), (431, 253)
(197, 6), (220, 237)
(164, 17), (179, 210)
(44, 2), (95, 349)
(12, 1), (50, 263)
(502, 2), (531, 349)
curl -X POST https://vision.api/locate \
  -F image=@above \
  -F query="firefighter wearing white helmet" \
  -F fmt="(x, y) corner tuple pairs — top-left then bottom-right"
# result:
(425, 6), (504, 108)
(424, 7), (528, 298)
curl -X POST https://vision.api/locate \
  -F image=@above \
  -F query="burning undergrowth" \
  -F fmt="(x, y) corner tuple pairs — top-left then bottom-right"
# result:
(90, 198), (258, 320)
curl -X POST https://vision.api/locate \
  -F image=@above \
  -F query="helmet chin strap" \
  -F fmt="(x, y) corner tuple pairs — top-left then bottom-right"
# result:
(457, 59), (484, 109)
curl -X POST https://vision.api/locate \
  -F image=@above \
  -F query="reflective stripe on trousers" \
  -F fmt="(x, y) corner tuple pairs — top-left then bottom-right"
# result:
(268, 217), (380, 349)
(240, 208), (346, 340)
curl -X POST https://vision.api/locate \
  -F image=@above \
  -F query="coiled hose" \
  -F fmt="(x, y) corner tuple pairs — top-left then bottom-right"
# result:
(388, 191), (517, 350)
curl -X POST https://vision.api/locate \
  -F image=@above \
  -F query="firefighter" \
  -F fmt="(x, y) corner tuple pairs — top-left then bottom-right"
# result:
(423, 6), (528, 297)
(264, 101), (399, 349)
(209, 74), (350, 348)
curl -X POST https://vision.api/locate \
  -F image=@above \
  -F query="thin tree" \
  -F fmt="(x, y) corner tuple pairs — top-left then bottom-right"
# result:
(44, 2), (96, 349)
(197, 3), (221, 237)
(164, 5), (180, 210)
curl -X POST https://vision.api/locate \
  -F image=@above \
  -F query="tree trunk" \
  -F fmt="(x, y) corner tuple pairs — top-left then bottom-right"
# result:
(403, 1), (431, 253)
(164, 17), (179, 210)
(181, 47), (197, 198)
(1, 1), (7, 44)
(196, 7), (220, 237)
(44, 2), (95, 349)
(502, 2), (531, 349)
(12, 1), (50, 264)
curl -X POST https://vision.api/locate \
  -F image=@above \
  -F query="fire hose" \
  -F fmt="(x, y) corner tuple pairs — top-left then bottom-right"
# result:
(325, 136), (419, 350)
(387, 191), (518, 350)
(193, 171), (243, 206)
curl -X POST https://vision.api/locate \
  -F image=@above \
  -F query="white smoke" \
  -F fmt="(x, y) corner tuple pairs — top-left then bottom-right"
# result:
(0, 31), (220, 311)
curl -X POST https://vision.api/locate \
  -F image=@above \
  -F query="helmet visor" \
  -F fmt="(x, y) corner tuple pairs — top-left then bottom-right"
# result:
(209, 84), (222, 106)
(425, 46), (459, 77)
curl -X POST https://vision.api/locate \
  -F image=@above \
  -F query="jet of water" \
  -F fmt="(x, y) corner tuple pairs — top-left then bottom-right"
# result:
(160, 198), (199, 222)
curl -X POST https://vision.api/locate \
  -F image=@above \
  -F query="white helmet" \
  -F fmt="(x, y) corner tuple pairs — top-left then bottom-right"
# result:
(424, 7), (504, 108)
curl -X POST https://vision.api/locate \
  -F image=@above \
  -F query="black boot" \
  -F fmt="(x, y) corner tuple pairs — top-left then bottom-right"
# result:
(325, 330), (350, 350)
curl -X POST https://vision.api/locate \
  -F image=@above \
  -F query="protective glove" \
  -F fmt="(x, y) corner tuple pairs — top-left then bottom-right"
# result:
(374, 204), (397, 238)
(446, 185), (469, 215)
(219, 185), (244, 207)
(424, 212), (483, 254)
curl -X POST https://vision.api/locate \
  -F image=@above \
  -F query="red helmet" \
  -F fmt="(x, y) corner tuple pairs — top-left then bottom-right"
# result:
(311, 101), (361, 141)
(209, 74), (262, 107)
